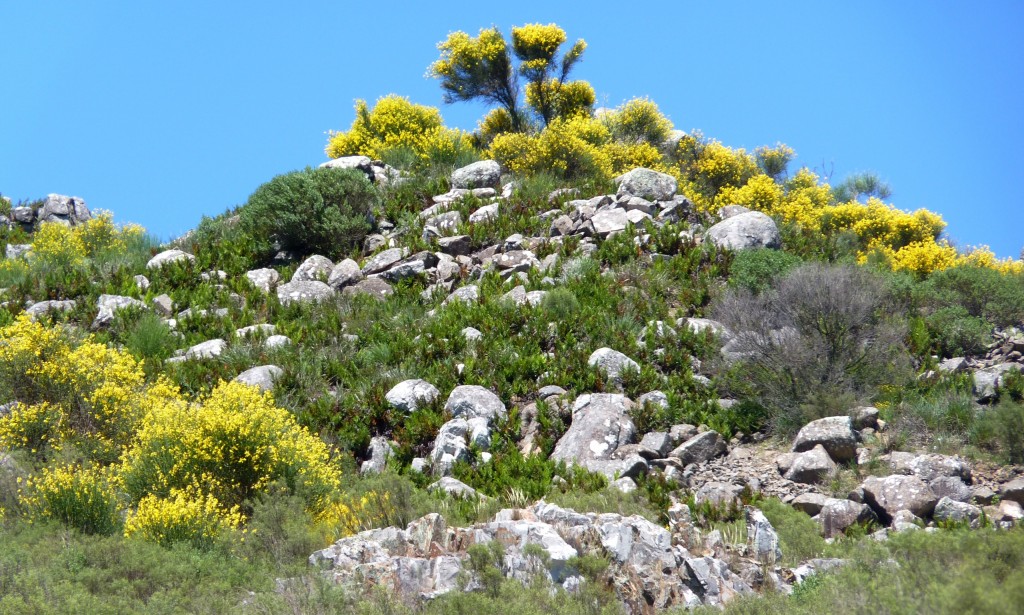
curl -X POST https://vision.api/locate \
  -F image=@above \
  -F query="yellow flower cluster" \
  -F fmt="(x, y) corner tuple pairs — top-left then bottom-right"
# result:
(510, 23), (567, 64)
(118, 380), (341, 515)
(1, 320), (366, 545)
(430, 27), (509, 80)
(523, 79), (595, 122)
(600, 97), (674, 145)
(0, 316), (151, 461)
(19, 464), (120, 535)
(325, 95), (471, 163)
(490, 114), (671, 181)
(124, 487), (243, 549)
(32, 213), (145, 267)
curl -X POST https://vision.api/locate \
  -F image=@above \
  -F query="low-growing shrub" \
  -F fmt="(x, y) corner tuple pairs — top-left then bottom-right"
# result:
(124, 488), (243, 550)
(239, 166), (377, 261)
(713, 263), (910, 435)
(727, 248), (802, 294)
(20, 464), (121, 535)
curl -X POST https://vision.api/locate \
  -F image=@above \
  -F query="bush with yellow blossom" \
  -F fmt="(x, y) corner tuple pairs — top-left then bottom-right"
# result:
(325, 95), (473, 168)
(18, 464), (121, 535)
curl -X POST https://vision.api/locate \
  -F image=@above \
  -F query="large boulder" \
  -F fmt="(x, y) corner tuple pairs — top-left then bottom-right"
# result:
(327, 258), (363, 290)
(588, 208), (629, 237)
(292, 255), (334, 283)
(1000, 478), (1024, 505)
(276, 280), (334, 306)
(784, 444), (837, 485)
(792, 416), (858, 463)
(38, 194), (91, 225)
(444, 386), (506, 422)
(183, 338), (228, 360)
(973, 363), (1021, 402)
(587, 348), (640, 386)
(93, 294), (146, 328)
(450, 160), (501, 189)
(246, 268), (280, 293)
(705, 211), (781, 251)
(386, 379), (441, 413)
(342, 277), (394, 300)
(551, 394), (637, 476)
(147, 249), (195, 270)
(819, 498), (876, 538)
(668, 430), (727, 466)
(862, 475), (939, 523)
(362, 247), (408, 276)
(933, 497), (982, 528)
(360, 436), (394, 475)
(615, 168), (678, 201)
(745, 507), (782, 564)
(233, 365), (283, 392)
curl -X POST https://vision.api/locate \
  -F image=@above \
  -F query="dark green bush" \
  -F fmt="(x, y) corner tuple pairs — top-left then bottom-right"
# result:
(924, 306), (992, 358)
(916, 265), (1024, 329)
(971, 399), (1024, 464)
(727, 248), (802, 294)
(240, 167), (377, 261)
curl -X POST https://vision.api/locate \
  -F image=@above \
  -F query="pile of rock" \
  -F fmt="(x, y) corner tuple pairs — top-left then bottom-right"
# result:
(310, 500), (837, 612)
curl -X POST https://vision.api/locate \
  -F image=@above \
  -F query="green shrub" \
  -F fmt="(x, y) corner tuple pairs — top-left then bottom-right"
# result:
(240, 167), (377, 261)
(727, 248), (802, 294)
(713, 263), (911, 436)
(924, 306), (991, 358)
(916, 265), (1024, 328)
(971, 399), (1024, 463)
(756, 499), (827, 565)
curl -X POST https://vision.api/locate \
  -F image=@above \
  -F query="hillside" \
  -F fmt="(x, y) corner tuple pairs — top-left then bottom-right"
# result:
(1, 24), (1023, 614)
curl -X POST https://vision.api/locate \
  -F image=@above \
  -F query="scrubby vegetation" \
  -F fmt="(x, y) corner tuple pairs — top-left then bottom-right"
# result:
(2, 20), (1024, 614)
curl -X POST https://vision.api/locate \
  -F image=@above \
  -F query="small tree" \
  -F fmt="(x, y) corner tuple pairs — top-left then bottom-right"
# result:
(713, 262), (909, 434)
(429, 23), (591, 133)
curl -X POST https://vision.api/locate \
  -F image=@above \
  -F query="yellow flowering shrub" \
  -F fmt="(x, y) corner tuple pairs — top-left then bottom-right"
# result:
(601, 97), (674, 145)
(30, 213), (145, 269)
(325, 95), (472, 164)
(19, 464), (121, 535)
(754, 143), (795, 179)
(0, 316), (154, 461)
(523, 78), (595, 123)
(118, 380), (341, 516)
(124, 488), (244, 549)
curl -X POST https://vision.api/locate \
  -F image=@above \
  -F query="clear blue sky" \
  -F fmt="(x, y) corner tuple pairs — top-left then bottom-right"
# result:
(3, 1), (1022, 256)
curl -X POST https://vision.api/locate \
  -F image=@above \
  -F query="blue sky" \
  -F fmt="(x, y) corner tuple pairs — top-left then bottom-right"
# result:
(3, 1), (1023, 256)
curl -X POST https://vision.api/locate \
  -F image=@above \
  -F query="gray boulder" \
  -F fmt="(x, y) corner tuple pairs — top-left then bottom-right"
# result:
(292, 255), (334, 283)
(973, 363), (1021, 402)
(360, 436), (394, 475)
(93, 294), (146, 328)
(551, 394), (636, 475)
(588, 208), (629, 236)
(438, 235), (473, 256)
(276, 280), (334, 306)
(184, 338), (227, 360)
(444, 385), (506, 422)
(933, 497), (982, 528)
(745, 507), (782, 564)
(790, 493), (830, 516)
(819, 498), (875, 538)
(1000, 478), (1024, 505)
(386, 379), (441, 413)
(705, 211), (781, 251)
(342, 277), (393, 300)
(246, 268), (280, 293)
(362, 247), (408, 275)
(147, 249), (195, 270)
(862, 475), (939, 523)
(615, 168), (677, 201)
(450, 160), (501, 190)
(468, 203), (499, 224)
(5, 244), (32, 259)
(669, 430), (727, 466)
(25, 300), (75, 321)
(587, 348), (640, 386)
(784, 444), (837, 484)
(233, 365), (283, 392)
(928, 476), (973, 503)
(442, 285), (478, 306)
(327, 259), (363, 290)
(792, 416), (858, 463)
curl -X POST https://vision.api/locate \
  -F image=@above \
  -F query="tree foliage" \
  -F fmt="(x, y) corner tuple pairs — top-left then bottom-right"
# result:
(429, 24), (591, 133)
